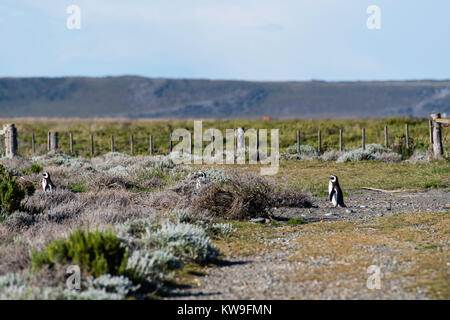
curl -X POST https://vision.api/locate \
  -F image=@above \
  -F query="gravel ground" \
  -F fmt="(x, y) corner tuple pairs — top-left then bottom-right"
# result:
(167, 189), (449, 300)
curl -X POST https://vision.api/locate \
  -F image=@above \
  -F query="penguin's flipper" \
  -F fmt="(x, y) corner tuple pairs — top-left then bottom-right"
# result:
(329, 188), (336, 202)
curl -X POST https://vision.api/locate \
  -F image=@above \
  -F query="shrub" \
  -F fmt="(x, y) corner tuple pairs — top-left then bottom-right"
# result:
(31, 229), (129, 278)
(126, 249), (181, 281)
(281, 145), (319, 160)
(0, 164), (25, 216)
(320, 150), (344, 161)
(376, 152), (402, 162)
(3, 212), (34, 231)
(22, 163), (43, 175)
(144, 223), (219, 263)
(337, 149), (377, 163)
(192, 173), (273, 220)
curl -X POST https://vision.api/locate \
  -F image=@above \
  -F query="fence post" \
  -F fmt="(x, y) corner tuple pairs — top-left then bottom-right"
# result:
(69, 132), (74, 154)
(90, 135), (94, 156)
(130, 135), (134, 155)
(430, 113), (443, 159)
(384, 126), (389, 148)
(49, 132), (58, 151)
(429, 120), (433, 144)
(32, 133), (36, 154)
(149, 135), (153, 155)
(405, 123), (409, 149)
(318, 129), (322, 153)
(111, 136), (115, 152)
(362, 128), (366, 150)
(296, 130), (300, 153)
(339, 129), (343, 152)
(47, 132), (51, 151)
(188, 132), (192, 155)
(3, 124), (18, 158)
(169, 135), (173, 153)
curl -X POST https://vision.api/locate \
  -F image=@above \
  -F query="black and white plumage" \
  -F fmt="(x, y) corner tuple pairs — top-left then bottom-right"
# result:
(194, 171), (207, 190)
(42, 172), (56, 192)
(170, 171), (207, 195)
(328, 175), (346, 207)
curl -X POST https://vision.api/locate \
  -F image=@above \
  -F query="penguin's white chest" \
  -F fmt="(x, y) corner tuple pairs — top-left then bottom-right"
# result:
(331, 192), (338, 206)
(42, 179), (47, 191)
(328, 181), (333, 195)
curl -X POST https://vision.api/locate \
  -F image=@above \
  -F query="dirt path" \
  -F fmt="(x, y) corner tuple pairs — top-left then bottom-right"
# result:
(167, 190), (449, 300)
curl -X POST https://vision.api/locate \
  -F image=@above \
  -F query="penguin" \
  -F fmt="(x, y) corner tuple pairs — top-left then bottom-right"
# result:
(194, 171), (207, 190)
(42, 171), (56, 192)
(328, 175), (346, 207)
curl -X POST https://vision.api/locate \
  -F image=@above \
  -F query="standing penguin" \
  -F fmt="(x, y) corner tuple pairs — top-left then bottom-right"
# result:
(194, 171), (207, 190)
(328, 175), (346, 207)
(42, 172), (56, 192)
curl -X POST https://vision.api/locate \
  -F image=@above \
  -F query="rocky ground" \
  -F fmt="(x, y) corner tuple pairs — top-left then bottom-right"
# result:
(272, 189), (450, 223)
(167, 189), (449, 300)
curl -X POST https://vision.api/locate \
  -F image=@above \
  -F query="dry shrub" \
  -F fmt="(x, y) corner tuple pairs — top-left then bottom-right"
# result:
(192, 173), (312, 220)
(3, 212), (35, 231)
(145, 191), (184, 210)
(86, 173), (128, 191)
(22, 189), (77, 214)
(192, 173), (273, 220)
(0, 242), (31, 274)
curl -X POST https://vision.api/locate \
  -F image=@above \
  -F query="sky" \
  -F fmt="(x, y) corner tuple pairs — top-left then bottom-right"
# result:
(0, 0), (449, 81)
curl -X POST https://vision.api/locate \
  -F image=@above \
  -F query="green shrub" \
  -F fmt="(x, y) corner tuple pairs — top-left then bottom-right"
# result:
(31, 229), (129, 278)
(0, 165), (25, 216)
(69, 182), (87, 193)
(22, 163), (43, 175)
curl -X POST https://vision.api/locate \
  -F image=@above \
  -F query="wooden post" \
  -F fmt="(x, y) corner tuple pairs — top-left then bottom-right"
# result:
(90, 135), (94, 156)
(32, 133), (36, 154)
(111, 136), (115, 152)
(430, 113), (443, 159)
(47, 132), (51, 151)
(149, 135), (153, 155)
(130, 135), (134, 155)
(188, 132), (192, 155)
(362, 128), (366, 150)
(405, 123), (409, 149)
(69, 132), (74, 154)
(49, 132), (58, 151)
(169, 135), (173, 153)
(296, 130), (300, 153)
(339, 129), (343, 152)
(318, 129), (322, 153)
(3, 124), (18, 158)
(384, 126), (389, 148)
(429, 120), (433, 144)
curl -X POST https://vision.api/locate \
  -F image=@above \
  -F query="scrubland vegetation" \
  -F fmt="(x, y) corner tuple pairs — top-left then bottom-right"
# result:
(0, 117), (448, 300)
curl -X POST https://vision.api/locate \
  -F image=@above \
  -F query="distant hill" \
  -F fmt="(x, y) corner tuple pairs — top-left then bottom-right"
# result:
(0, 76), (449, 118)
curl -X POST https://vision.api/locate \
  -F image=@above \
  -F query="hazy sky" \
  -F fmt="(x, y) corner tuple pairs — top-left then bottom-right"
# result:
(0, 0), (449, 81)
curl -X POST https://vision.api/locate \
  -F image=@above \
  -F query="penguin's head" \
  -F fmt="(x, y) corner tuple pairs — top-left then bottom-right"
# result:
(329, 175), (338, 183)
(42, 172), (49, 179)
(197, 171), (206, 180)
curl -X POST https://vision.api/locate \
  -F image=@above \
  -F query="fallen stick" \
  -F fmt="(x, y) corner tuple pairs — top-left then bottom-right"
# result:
(360, 187), (406, 193)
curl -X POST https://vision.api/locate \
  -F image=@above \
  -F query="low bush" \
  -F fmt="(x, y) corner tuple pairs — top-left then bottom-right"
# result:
(193, 173), (273, 220)
(337, 149), (377, 163)
(144, 223), (219, 264)
(0, 164), (25, 216)
(31, 229), (129, 278)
